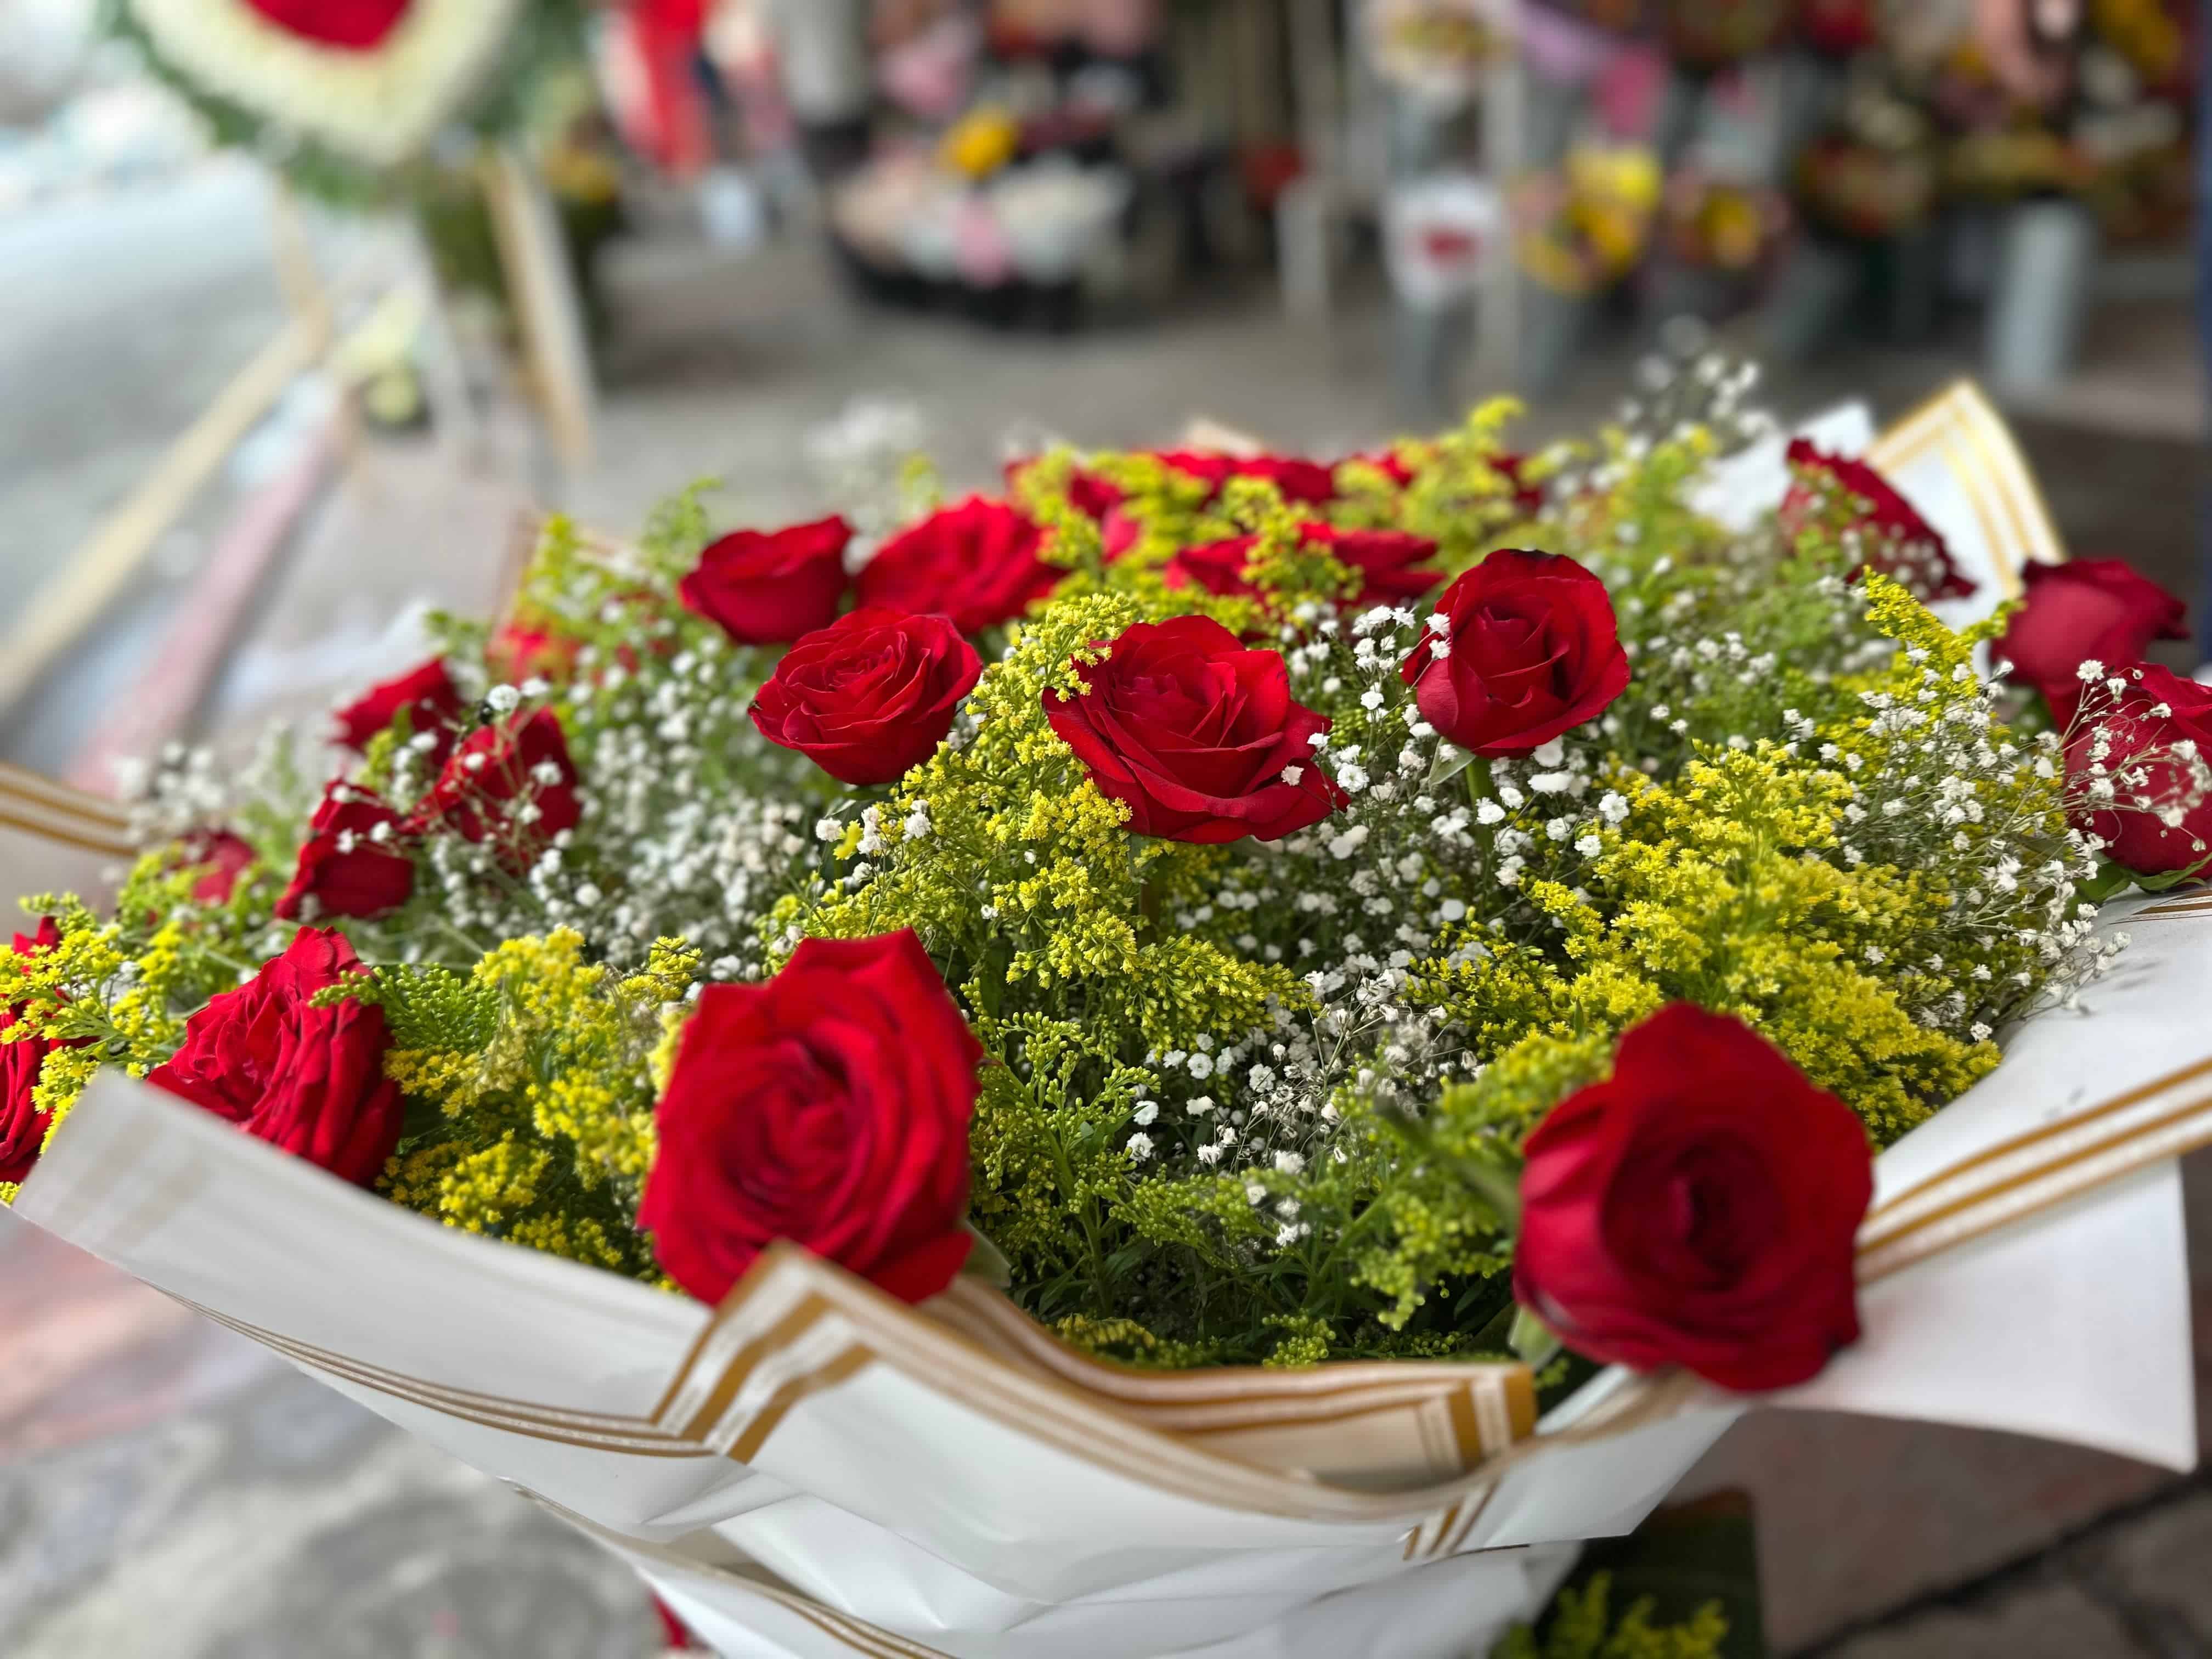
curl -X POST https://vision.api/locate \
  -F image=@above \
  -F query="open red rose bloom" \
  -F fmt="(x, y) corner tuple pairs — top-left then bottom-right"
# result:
(1044, 615), (1347, 843)
(1513, 1004), (1874, 1392)
(857, 495), (1060, 635)
(751, 608), (982, 787)
(640, 930), (982, 1306)
(2066, 663), (2212, 877)
(1401, 549), (1631, 758)
(1995, 558), (2188, 721)
(147, 928), (403, 1189)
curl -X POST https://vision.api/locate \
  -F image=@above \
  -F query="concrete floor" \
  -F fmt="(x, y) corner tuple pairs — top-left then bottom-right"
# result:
(2, 175), (2209, 1657)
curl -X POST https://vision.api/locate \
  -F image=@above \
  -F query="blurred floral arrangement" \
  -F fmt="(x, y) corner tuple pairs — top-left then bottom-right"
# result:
(104, 0), (594, 205)
(1515, 143), (1663, 295)
(1656, 168), (1789, 273)
(5, 356), (2206, 1417)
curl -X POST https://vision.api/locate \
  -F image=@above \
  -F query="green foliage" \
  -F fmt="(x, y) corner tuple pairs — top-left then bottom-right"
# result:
(1493, 1574), (1730, 1659)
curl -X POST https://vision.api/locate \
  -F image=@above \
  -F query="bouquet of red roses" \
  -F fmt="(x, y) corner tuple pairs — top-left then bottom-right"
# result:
(4, 375), (2208, 1658)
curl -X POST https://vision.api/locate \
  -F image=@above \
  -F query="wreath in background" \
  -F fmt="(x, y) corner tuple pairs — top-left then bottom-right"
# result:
(103, 0), (590, 205)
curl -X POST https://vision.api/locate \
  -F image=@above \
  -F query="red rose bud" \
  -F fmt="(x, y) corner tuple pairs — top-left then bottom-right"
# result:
(332, 657), (465, 760)
(678, 513), (853, 646)
(1995, 560), (2187, 721)
(640, 930), (982, 1305)
(857, 496), (1060, 635)
(1401, 549), (1631, 758)
(1782, 441), (1975, 602)
(1514, 1003), (1874, 1392)
(750, 608), (982, 787)
(416, 709), (582, 858)
(2066, 663), (2212, 877)
(276, 782), (415, 922)
(1150, 449), (1338, 507)
(1044, 615), (1347, 843)
(177, 828), (258, 905)
(487, 622), (582, 686)
(1, 918), (78, 1186)
(146, 928), (404, 1189)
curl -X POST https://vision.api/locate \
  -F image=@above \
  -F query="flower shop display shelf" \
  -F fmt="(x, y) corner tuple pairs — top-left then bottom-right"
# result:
(7, 371), (2211, 1659)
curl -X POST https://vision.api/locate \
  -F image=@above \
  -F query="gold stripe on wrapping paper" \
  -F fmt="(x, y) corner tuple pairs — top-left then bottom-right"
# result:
(926, 1278), (1535, 1446)
(644, 1258), (1539, 1521)
(2135, 892), (2212, 918)
(1864, 380), (2068, 597)
(177, 1301), (715, 1457)
(0, 763), (139, 857)
(1857, 1088), (2212, 1284)
(1865, 1053), (2212, 1227)
(0, 763), (132, 830)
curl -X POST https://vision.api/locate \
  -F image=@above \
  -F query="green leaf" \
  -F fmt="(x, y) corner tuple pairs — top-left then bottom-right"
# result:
(961, 1224), (1014, 1290)
(1509, 1305), (1562, 1369)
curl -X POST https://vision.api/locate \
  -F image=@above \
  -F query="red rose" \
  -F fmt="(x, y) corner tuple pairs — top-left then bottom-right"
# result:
(2067, 663), (2212, 877)
(1401, 549), (1630, 757)
(750, 608), (983, 787)
(1150, 450), (1338, 507)
(1101, 507), (1142, 562)
(241, 0), (410, 51)
(1782, 442), (1975, 602)
(332, 657), (465, 760)
(177, 830), (258, 906)
(640, 930), (982, 1305)
(1492, 452), (1545, 516)
(146, 928), (404, 1188)
(1166, 523), (1442, 612)
(1164, 534), (1264, 601)
(1514, 1003), (1874, 1392)
(857, 496), (1060, 634)
(1345, 447), (1418, 488)
(1, 918), (76, 1186)
(1308, 523), (1444, 607)
(678, 514), (854, 646)
(1994, 559), (2187, 720)
(1004, 457), (1125, 522)
(276, 782), (416, 922)
(415, 709), (582, 860)
(1044, 615), (1347, 843)
(487, 622), (581, 686)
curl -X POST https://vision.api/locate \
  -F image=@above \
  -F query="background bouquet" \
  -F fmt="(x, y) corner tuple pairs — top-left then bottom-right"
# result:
(4, 369), (2209, 1657)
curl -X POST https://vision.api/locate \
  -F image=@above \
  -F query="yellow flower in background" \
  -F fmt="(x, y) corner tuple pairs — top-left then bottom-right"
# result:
(943, 107), (1022, 179)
